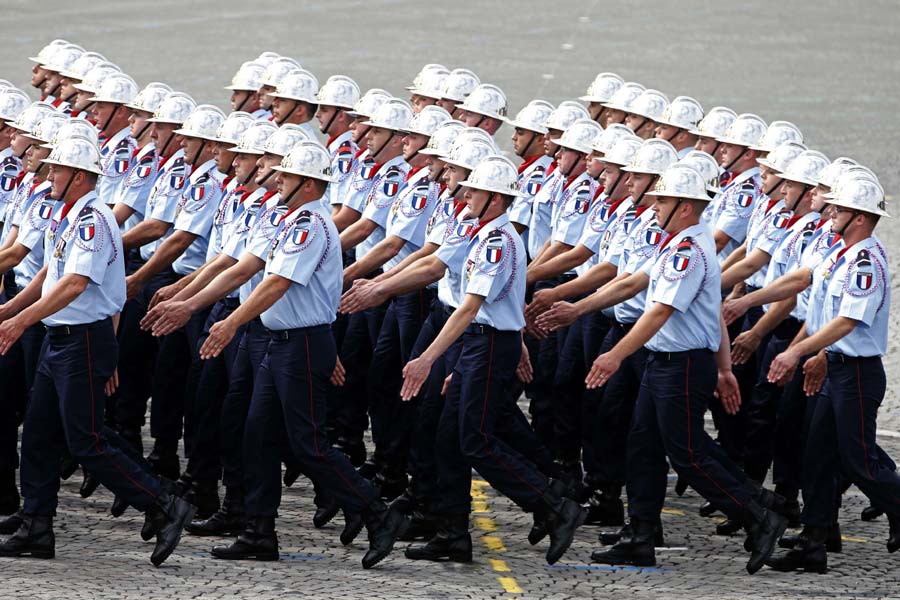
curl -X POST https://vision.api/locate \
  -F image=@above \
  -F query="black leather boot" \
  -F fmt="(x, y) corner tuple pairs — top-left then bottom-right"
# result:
(358, 458), (379, 481)
(0, 469), (20, 515)
(0, 514), (54, 558)
(591, 517), (656, 566)
(0, 509), (24, 535)
(404, 514), (472, 563)
(862, 504), (884, 521)
(397, 509), (439, 541)
(716, 517), (744, 536)
(779, 522), (842, 553)
(544, 479), (587, 565)
(584, 485), (624, 527)
(888, 514), (899, 553)
(110, 495), (130, 518)
(334, 436), (366, 467)
(361, 502), (409, 569)
(599, 518), (664, 546)
(283, 463), (302, 487)
(528, 510), (548, 545)
(186, 487), (245, 537)
(746, 508), (788, 574)
(674, 476), (688, 496)
(59, 453), (78, 480)
(146, 492), (195, 566)
(313, 494), (339, 528)
(340, 510), (364, 546)
(79, 471), (100, 499)
(211, 516), (279, 561)
(373, 470), (408, 502)
(699, 501), (718, 517)
(766, 526), (828, 573)
(182, 480), (220, 520)
(147, 441), (180, 482)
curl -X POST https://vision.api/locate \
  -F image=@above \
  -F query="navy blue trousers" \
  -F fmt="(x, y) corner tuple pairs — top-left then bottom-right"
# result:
(243, 325), (379, 517)
(0, 322), (45, 471)
(21, 319), (162, 514)
(801, 356), (900, 527)
(626, 350), (760, 523)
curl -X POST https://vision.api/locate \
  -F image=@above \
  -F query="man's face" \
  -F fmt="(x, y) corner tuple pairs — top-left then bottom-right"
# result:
(31, 65), (48, 89)
(129, 109), (152, 140)
(409, 93), (436, 113)
(655, 123), (680, 142)
(151, 122), (178, 155)
(445, 164), (468, 191)
(586, 150), (605, 179)
(255, 153), (282, 187)
(718, 142), (745, 169)
(230, 90), (252, 112)
(402, 132), (429, 161)
(74, 89), (94, 113)
(599, 163), (622, 192)
(557, 148), (582, 175)
(43, 71), (63, 97)
(462, 186), (491, 215)
(587, 102), (604, 122)
(543, 129), (562, 156)
(258, 84), (276, 110)
(627, 172), (655, 202)
(782, 179), (806, 207)
(10, 131), (32, 157)
(428, 157), (446, 181)
(182, 136), (205, 164)
(460, 110), (484, 128)
(26, 144), (50, 173)
(0, 123), (12, 149)
(232, 152), (257, 183)
(436, 98), (458, 116)
(625, 114), (655, 139)
(316, 104), (340, 134)
(811, 184), (830, 212)
(366, 126), (394, 158)
(59, 77), (80, 102)
(604, 108), (626, 125)
(90, 101), (120, 131)
(47, 164), (78, 199)
(270, 97), (296, 124)
(275, 171), (303, 200)
(511, 127), (537, 156)
(212, 142), (236, 174)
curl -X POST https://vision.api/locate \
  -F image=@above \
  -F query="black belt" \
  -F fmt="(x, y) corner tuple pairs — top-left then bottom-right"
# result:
(47, 317), (113, 337)
(267, 324), (331, 340)
(649, 348), (713, 361)
(825, 351), (880, 364)
(464, 323), (499, 335)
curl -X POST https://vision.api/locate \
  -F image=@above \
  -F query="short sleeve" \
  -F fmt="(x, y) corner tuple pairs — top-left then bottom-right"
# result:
(754, 210), (791, 256)
(716, 182), (758, 243)
(361, 166), (405, 228)
(17, 197), (55, 250)
(839, 249), (885, 327)
(552, 180), (593, 246)
(650, 238), (706, 313)
(388, 181), (434, 244)
(268, 211), (330, 286)
(65, 208), (115, 284)
(174, 173), (220, 235)
(464, 229), (517, 303)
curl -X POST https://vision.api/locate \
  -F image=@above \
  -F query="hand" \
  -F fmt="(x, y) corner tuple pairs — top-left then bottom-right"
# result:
(768, 347), (800, 385)
(0, 316), (25, 355)
(198, 319), (238, 360)
(516, 342), (533, 384)
(441, 373), (453, 396)
(535, 301), (580, 332)
(715, 369), (742, 415)
(125, 275), (143, 301)
(148, 283), (179, 310)
(524, 312), (548, 340)
(105, 368), (119, 397)
(802, 352), (827, 396)
(585, 351), (622, 389)
(722, 297), (748, 326)
(400, 355), (434, 401)
(148, 300), (193, 337)
(339, 280), (387, 314)
(524, 289), (556, 321)
(0, 304), (13, 325)
(730, 329), (761, 365)
(331, 357), (346, 386)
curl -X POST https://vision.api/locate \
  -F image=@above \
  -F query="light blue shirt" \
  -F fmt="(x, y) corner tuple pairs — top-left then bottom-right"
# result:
(206, 177), (242, 262)
(614, 207), (665, 324)
(171, 159), (224, 275)
(551, 172), (597, 249)
(425, 190), (459, 247)
(222, 187), (272, 260)
(42, 191), (125, 326)
(527, 164), (563, 260)
(1, 172), (36, 243)
(357, 156), (409, 260)
(97, 127), (137, 205)
(761, 211), (819, 317)
(12, 181), (55, 289)
(744, 198), (789, 289)
(434, 213), (477, 309)
(713, 168), (762, 263)
(459, 213), (526, 331)
(324, 131), (358, 207)
(113, 142), (158, 232)
(806, 236), (889, 357)
(510, 154), (553, 255)
(791, 220), (841, 320)
(342, 149), (378, 215)
(384, 167), (441, 270)
(642, 223), (721, 352)
(0, 149), (23, 224)
(140, 149), (188, 261)
(240, 192), (285, 304)
(575, 194), (629, 275)
(260, 199), (341, 330)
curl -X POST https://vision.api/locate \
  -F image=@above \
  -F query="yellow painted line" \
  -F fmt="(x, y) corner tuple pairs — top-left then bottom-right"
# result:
(474, 517), (497, 532)
(471, 489), (488, 499)
(471, 479), (489, 488)
(472, 500), (489, 513)
(498, 577), (522, 594)
(482, 535), (506, 552)
(661, 508), (685, 516)
(842, 535), (868, 544)
(489, 558), (510, 572)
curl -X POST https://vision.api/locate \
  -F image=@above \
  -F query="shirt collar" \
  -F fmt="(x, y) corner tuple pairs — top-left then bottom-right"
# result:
(102, 126), (131, 150)
(190, 158), (217, 181)
(327, 130), (353, 150)
(727, 166), (760, 189)
(472, 213), (510, 242)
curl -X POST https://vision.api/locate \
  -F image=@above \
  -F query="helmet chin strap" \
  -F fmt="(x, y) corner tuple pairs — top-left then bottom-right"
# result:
(764, 178), (783, 199)
(241, 165), (258, 186)
(371, 130), (395, 161)
(659, 198), (684, 231)
(281, 176), (308, 206)
(158, 130), (175, 158)
(633, 175), (658, 207)
(56, 168), (81, 202)
(470, 114), (485, 129)
(16, 141), (32, 160)
(432, 165), (446, 183)
(561, 151), (584, 178)
(723, 146), (747, 173)
(515, 130), (536, 158)
(234, 90), (252, 113)
(788, 183), (811, 213)
(476, 192), (496, 221)
(190, 140), (207, 167)
(321, 107), (340, 136)
(100, 104), (121, 135)
(276, 100), (299, 126)
(836, 210), (859, 237)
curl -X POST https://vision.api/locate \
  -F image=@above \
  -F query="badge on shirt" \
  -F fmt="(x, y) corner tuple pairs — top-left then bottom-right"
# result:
(382, 166), (402, 197)
(410, 183), (429, 211)
(0, 157), (20, 192)
(663, 237), (697, 281)
(522, 166), (545, 196)
(359, 159), (377, 180)
(455, 221), (474, 240)
(847, 249), (877, 297)
(113, 146), (131, 175)
(37, 199), (54, 220)
(335, 141), (354, 175)
(485, 231), (503, 263)
(772, 210), (791, 230)
(74, 208), (105, 252)
(168, 157), (187, 190)
(645, 225), (663, 247)
(282, 211), (319, 255)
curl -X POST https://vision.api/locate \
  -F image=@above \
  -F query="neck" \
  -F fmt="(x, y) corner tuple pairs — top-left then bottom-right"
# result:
(286, 193), (321, 212)
(842, 224), (874, 247)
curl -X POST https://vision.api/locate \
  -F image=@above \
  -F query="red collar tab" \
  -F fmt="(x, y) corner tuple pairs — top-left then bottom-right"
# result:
(634, 204), (650, 218)
(517, 154), (542, 174)
(405, 165), (425, 181)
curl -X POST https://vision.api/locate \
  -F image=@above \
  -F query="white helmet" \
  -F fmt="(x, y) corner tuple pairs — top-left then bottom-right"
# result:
(273, 140), (334, 182)
(405, 64), (449, 91)
(22, 112), (69, 143)
(750, 120), (803, 152)
(89, 73), (139, 105)
(817, 157), (858, 189)
(73, 62), (122, 94)
(0, 80), (12, 91)
(627, 89), (670, 121)
(225, 61), (267, 92)
(264, 124), (312, 157)
(459, 155), (522, 197)
(43, 44), (84, 74)
(41, 135), (103, 175)
(125, 82), (173, 113)
(579, 72), (624, 103)
(8, 102), (56, 134)
(647, 164), (712, 202)
(757, 141), (807, 172)
(403, 105), (453, 137)
(29, 40), (71, 65)
(58, 51), (107, 81)
(598, 136), (644, 167)
(825, 174), (889, 218)
(0, 89), (32, 122)
(229, 120), (279, 154)
(147, 92), (197, 124)
(678, 150), (721, 194)
(543, 101), (590, 133)
(591, 123), (635, 154)
(272, 69), (319, 103)
(174, 105), (228, 141)
(316, 75), (361, 109)
(657, 96), (704, 130)
(346, 88), (392, 119)
(602, 82), (646, 111)
(255, 52), (280, 67)
(419, 120), (467, 156)
(505, 100), (555, 134)
(717, 113), (768, 146)
(362, 98), (413, 131)
(439, 68), (481, 103)
(408, 68), (448, 100)
(443, 138), (497, 170)
(622, 139), (679, 175)
(449, 127), (499, 154)
(261, 57), (302, 88)
(551, 119), (604, 155)
(455, 84), (508, 120)
(41, 118), (100, 149)
(777, 150), (830, 186)
(689, 106), (737, 138)
(214, 112), (255, 145)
